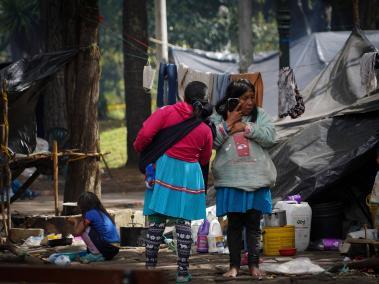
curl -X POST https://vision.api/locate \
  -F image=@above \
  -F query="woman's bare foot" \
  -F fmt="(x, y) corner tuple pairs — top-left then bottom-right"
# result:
(223, 267), (239, 278)
(249, 266), (265, 279)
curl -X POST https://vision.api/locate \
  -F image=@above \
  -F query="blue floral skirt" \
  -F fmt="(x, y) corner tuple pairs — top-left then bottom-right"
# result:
(216, 187), (272, 217)
(143, 154), (206, 221)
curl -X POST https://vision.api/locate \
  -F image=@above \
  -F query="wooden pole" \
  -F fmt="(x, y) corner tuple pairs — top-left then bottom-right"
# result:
(53, 140), (59, 216)
(154, 0), (168, 63)
(0, 80), (10, 236)
(10, 170), (40, 204)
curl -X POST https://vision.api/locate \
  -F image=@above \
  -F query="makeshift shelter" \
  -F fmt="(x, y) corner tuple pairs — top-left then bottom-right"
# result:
(171, 30), (379, 117)
(199, 29), (379, 234)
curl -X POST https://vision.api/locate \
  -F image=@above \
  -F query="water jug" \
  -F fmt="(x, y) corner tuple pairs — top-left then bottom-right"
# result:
(207, 219), (224, 253)
(275, 201), (312, 251)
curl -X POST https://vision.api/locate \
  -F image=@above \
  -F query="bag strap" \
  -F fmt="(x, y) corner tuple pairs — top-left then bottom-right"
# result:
(138, 116), (202, 173)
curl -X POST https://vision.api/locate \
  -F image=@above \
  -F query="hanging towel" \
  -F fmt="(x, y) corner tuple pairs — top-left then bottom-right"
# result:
(143, 65), (156, 90)
(177, 63), (214, 101)
(360, 52), (378, 95)
(278, 67), (305, 119)
(230, 73), (264, 108)
(211, 73), (230, 105)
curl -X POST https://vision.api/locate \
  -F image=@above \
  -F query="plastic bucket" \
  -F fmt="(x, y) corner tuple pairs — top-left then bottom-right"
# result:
(263, 225), (295, 256)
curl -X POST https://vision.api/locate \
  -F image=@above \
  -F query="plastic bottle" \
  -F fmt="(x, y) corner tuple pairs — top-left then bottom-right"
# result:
(197, 219), (210, 253)
(207, 219), (224, 253)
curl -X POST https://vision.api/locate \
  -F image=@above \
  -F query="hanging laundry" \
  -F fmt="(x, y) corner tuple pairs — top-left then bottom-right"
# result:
(143, 65), (156, 90)
(157, 63), (179, 107)
(230, 73), (264, 108)
(360, 51), (378, 95)
(278, 67), (305, 119)
(211, 73), (230, 105)
(177, 63), (214, 102)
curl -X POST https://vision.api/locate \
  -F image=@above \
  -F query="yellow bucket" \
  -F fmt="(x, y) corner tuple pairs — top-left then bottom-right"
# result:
(263, 225), (295, 256)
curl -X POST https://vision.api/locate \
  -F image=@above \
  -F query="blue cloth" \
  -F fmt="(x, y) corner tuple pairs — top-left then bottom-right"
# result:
(144, 154), (206, 220)
(84, 209), (120, 243)
(216, 187), (272, 217)
(211, 73), (230, 105)
(157, 63), (178, 107)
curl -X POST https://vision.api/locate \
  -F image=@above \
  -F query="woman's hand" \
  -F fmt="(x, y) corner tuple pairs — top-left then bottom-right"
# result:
(231, 122), (246, 134)
(226, 103), (242, 128)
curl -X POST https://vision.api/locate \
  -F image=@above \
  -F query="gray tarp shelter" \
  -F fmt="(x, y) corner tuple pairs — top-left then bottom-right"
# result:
(183, 30), (379, 219)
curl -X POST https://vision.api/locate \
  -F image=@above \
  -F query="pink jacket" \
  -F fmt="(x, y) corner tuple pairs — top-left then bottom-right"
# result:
(133, 102), (213, 165)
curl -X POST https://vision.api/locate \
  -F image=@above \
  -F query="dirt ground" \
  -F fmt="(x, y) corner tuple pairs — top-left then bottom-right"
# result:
(5, 167), (379, 283)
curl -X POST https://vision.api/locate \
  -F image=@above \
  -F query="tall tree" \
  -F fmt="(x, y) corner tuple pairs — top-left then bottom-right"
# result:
(0, 0), (41, 61)
(63, 0), (101, 213)
(238, 0), (253, 73)
(123, 0), (150, 165)
(39, 0), (68, 145)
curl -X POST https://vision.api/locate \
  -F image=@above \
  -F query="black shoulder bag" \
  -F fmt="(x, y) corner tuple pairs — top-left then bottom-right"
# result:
(138, 116), (202, 173)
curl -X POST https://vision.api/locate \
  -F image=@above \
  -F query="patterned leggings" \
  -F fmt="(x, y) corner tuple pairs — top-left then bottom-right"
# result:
(145, 215), (192, 276)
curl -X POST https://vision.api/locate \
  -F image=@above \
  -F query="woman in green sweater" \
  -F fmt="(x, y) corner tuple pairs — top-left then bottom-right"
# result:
(210, 79), (277, 279)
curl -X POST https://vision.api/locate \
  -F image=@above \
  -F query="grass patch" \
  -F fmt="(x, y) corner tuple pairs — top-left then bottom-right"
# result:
(100, 119), (127, 168)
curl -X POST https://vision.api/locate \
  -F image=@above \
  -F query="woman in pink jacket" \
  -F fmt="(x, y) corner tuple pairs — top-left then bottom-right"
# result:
(134, 81), (213, 283)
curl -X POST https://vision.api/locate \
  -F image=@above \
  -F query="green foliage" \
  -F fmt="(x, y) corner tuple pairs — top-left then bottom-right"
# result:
(252, 12), (278, 53)
(99, 0), (124, 119)
(0, 0), (38, 34)
(99, 120), (127, 168)
(147, 0), (278, 53)
(0, 0), (39, 58)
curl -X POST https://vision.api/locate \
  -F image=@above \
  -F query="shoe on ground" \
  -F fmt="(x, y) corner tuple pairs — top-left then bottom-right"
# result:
(79, 253), (105, 263)
(176, 273), (192, 283)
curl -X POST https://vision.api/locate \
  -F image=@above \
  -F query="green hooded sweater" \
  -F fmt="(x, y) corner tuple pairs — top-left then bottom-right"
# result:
(210, 107), (277, 192)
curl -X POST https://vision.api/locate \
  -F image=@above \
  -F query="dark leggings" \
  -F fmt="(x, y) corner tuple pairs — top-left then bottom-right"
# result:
(145, 215), (192, 276)
(227, 209), (262, 269)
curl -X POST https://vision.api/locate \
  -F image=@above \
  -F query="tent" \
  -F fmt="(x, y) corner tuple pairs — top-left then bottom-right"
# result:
(194, 30), (379, 230)
(171, 30), (379, 117)
(0, 50), (78, 154)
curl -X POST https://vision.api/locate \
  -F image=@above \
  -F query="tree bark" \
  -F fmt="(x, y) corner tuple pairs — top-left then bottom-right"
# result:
(63, 0), (101, 213)
(238, 0), (253, 73)
(40, 0), (69, 146)
(123, 0), (150, 165)
(360, 0), (378, 29)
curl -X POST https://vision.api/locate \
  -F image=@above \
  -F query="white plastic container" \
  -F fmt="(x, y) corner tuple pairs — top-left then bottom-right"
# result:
(207, 219), (224, 253)
(274, 201), (312, 251)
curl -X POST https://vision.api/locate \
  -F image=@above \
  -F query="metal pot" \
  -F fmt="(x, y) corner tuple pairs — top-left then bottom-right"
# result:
(120, 226), (148, 247)
(264, 210), (287, 227)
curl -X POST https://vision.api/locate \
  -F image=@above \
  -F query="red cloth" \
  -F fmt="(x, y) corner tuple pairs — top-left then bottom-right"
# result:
(133, 102), (213, 166)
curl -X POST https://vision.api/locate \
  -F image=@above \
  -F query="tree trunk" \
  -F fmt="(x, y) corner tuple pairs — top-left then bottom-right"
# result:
(360, 0), (378, 29)
(40, 0), (68, 146)
(238, 0), (253, 73)
(63, 0), (101, 213)
(123, 0), (150, 166)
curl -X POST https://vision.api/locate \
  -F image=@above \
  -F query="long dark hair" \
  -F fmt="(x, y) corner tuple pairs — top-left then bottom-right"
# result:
(184, 81), (213, 120)
(78, 192), (114, 224)
(215, 79), (258, 122)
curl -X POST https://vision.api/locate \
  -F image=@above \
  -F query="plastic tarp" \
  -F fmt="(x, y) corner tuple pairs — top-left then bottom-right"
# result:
(198, 29), (379, 204)
(270, 29), (379, 200)
(0, 49), (78, 154)
(171, 30), (379, 117)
